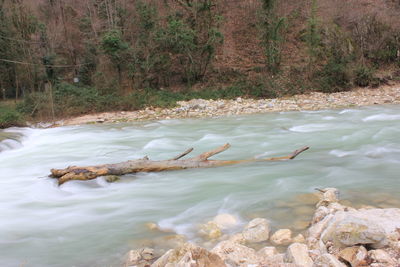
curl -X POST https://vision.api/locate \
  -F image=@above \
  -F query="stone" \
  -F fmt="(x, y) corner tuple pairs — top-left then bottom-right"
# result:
(212, 213), (238, 230)
(368, 249), (397, 265)
(145, 222), (159, 231)
(312, 206), (330, 224)
(285, 243), (313, 267)
(199, 222), (222, 240)
(321, 209), (400, 248)
(105, 175), (120, 183)
(317, 188), (340, 207)
(151, 243), (226, 267)
(242, 218), (270, 243)
(338, 246), (368, 267)
(126, 247), (155, 267)
(270, 229), (292, 246)
(257, 246), (278, 258)
(313, 253), (347, 267)
(292, 234), (305, 243)
(212, 239), (262, 266)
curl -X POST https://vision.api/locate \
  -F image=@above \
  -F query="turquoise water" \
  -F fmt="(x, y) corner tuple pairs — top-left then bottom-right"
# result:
(1, 105), (400, 266)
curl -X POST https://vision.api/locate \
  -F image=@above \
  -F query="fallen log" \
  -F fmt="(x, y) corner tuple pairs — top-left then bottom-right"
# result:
(50, 144), (309, 185)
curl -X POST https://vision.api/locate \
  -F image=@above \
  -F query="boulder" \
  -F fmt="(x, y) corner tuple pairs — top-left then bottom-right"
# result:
(242, 218), (270, 243)
(285, 243), (313, 267)
(321, 209), (400, 248)
(313, 253), (346, 267)
(270, 229), (292, 245)
(338, 246), (368, 267)
(199, 222), (222, 240)
(151, 243), (226, 267)
(368, 249), (397, 265)
(257, 246), (278, 258)
(126, 247), (156, 267)
(292, 234), (306, 243)
(211, 239), (262, 266)
(317, 188), (340, 207)
(212, 214), (238, 230)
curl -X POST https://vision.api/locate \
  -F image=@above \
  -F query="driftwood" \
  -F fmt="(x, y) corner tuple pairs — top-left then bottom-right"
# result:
(50, 144), (309, 185)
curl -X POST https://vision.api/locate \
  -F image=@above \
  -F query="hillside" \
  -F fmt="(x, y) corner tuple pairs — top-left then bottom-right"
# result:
(0, 0), (400, 124)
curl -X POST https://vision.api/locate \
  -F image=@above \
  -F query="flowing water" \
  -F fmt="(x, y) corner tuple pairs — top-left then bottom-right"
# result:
(1, 105), (400, 266)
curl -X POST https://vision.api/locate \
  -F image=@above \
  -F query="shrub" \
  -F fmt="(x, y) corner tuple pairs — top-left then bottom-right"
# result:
(316, 59), (350, 93)
(0, 105), (24, 128)
(354, 65), (374, 87)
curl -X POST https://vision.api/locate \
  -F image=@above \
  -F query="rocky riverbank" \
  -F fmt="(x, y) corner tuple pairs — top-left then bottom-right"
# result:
(53, 83), (400, 127)
(124, 188), (400, 267)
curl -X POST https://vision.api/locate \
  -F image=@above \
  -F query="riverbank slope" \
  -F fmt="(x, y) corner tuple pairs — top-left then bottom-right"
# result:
(54, 83), (400, 127)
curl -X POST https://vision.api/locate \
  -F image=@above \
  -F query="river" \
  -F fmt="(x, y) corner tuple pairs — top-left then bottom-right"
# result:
(1, 105), (400, 266)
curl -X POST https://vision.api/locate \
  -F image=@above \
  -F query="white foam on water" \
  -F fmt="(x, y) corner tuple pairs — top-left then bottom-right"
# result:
(289, 123), (330, 133)
(363, 114), (400, 122)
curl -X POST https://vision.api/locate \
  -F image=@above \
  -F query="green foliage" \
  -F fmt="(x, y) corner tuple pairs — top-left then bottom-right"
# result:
(354, 65), (374, 87)
(260, 0), (286, 73)
(0, 104), (24, 128)
(306, 0), (321, 60)
(101, 30), (129, 62)
(316, 58), (350, 92)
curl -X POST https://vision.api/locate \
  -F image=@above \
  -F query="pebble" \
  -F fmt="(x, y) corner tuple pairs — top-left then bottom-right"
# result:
(54, 84), (400, 127)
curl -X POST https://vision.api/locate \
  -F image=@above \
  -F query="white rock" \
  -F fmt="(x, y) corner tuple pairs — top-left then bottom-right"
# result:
(212, 239), (262, 266)
(126, 247), (155, 267)
(151, 243), (225, 267)
(257, 246), (278, 258)
(321, 209), (400, 248)
(317, 188), (340, 207)
(242, 218), (270, 243)
(212, 213), (238, 230)
(270, 229), (292, 245)
(199, 222), (222, 240)
(313, 253), (346, 267)
(285, 243), (313, 267)
(368, 249), (397, 265)
(293, 234), (306, 243)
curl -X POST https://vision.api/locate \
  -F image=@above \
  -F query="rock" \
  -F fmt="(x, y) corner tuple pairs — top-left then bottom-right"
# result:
(317, 188), (340, 207)
(270, 229), (292, 246)
(151, 243), (226, 267)
(145, 222), (159, 231)
(321, 209), (400, 248)
(312, 206), (330, 224)
(293, 234), (306, 243)
(242, 218), (270, 243)
(313, 253), (347, 267)
(211, 239), (261, 266)
(154, 234), (187, 249)
(105, 175), (120, 183)
(368, 249), (397, 265)
(126, 247), (155, 267)
(212, 213), (238, 230)
(285, 243), (313, 267)
(338, 246), (368, 267)
(199, 222), (222, 240)
(228, 233), (246, 244)
(257, 246), (278, 258)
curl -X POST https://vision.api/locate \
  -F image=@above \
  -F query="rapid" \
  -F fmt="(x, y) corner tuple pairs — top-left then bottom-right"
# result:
(1, 105), (400, 266)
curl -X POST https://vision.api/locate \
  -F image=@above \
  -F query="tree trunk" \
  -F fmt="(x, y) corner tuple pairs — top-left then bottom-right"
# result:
(50, 144), (309, 185)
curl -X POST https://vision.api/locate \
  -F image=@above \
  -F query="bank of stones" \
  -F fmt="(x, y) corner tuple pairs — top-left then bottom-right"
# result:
(56, 84), (400, 127)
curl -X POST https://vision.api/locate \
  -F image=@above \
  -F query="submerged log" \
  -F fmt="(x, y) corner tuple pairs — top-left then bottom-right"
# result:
(50, 144), (309, 185)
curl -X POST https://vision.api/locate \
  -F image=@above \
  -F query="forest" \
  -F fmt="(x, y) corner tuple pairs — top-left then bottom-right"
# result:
(0, 0), (400, 127)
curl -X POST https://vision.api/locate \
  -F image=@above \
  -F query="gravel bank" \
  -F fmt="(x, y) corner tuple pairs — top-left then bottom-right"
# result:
(54, 83), (400, 127)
